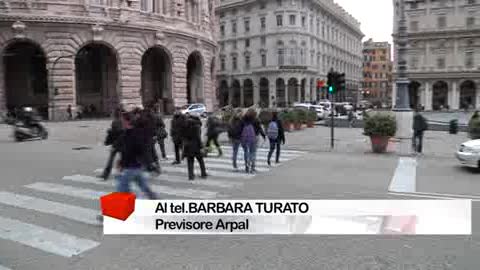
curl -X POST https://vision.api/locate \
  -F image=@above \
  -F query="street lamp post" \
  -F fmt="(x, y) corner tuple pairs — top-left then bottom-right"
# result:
(393, 0), (413, 155)
(49, 54), (74, 121)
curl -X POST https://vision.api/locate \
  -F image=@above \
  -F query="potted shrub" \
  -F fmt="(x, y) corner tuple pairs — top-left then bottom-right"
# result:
(363, 112), (397, 153)
(306, 110), (317, 128)
(469, 117), (480, 139)
(280, 111), (293, 132)
(293, 110), (304, 130)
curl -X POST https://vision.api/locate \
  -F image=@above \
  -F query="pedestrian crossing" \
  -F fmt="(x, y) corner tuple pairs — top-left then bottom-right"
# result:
(0, 146), (306, 268)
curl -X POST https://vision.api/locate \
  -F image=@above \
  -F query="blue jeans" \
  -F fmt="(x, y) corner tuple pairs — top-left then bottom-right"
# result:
(241, 140), (257, 171)
(115, 168), (157, 199)
(232, 140), (241, 168)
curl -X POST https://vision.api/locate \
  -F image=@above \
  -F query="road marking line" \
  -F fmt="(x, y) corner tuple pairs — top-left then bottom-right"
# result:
(25, 182), (106, 200)
(220, 150), (301, 158)
(0, 191), (100, 225)
(388, 191), (480, 201)
(160, 166), (254, 179)
(62, 175), (219, 199)
(0, 216), (99, 257)
(222, 146), (305, 154)
(163, 161), (270, 172)
(388, 157), (417, 193)
(153, 175), (243, 189)
(162, 155), (275, 169)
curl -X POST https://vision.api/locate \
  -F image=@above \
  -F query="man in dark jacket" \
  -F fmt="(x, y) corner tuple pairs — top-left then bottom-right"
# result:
(266, 111), (285, 166)
(227, 111), (243, 170)
(115, 111), (157, 199)
(205, 116), (223, 157)
(136, 108), (160, 174)
(153, 105), (167, 160)
(170, 112), (186, 165)
(182, 115), (207, 181)
(98, 108), (123, 181)
(412, 109), (428, 153)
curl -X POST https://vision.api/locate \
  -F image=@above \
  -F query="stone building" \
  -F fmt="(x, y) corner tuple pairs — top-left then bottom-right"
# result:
(362, 39), (393, 107)
(0, 0), (217, 120)
(393, 0), (480, 111)
(215, 0), (363, 108)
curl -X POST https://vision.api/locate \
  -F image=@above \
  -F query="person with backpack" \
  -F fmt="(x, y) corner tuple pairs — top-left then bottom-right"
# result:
(98, 108), (123, 181)
(153, 105), (168, 160)
(266, 111), (285, 166)
(240, 109), (266, 174)
(227, 110), (243, 170)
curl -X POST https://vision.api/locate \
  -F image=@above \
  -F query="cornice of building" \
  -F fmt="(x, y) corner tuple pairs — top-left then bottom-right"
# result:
(0, 14), (216, 47)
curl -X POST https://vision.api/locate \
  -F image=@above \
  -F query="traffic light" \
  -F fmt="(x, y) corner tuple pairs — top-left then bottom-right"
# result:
(327, 71), (336, 93)
(336, 73), (346, 91)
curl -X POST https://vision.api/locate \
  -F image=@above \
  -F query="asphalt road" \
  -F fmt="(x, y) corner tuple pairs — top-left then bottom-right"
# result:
(0, 121), (479, 270)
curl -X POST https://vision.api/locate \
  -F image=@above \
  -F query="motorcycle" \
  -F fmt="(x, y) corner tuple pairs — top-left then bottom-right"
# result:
(13, 121), (48, 142)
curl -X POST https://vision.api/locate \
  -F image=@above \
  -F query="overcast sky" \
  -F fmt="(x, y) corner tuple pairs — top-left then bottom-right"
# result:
(334, 0), (394, 44)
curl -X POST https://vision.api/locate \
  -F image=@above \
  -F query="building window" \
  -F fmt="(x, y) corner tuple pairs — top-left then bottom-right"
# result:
(437, 57), (445, 69)
(232, 56), (237, 70)
(221, 58), (225, 71)
(437, 16), (446, 29)
(289, 15), (296, 25)
(245, 55), (250, 69)
(245, 39), (250, 48)
(467, 17), (475, 28)
(220, 42), (225, 51)
(261, 36), (266, 46)
(277, 0), (282, 6)
(410, 21), (418, 31)
(310, 17), (313, 32)
(302, 16), (306, 27)
(410, 56), (418, 70)
(233, 41), (237, 50)
(260, 17), (266, 30)
(467, 0), (476, 4)
(220, 25), (225, 36)
(232, 21), (237, 34)
(244, 19), (250, 32)
(276, 15), (283, 26)
(278, 48), (284, 65)
(261, 53), (267, 67)
(316, 19), (320, 35)
(466, 51), (474, 68)
(260, 1), (265, 9)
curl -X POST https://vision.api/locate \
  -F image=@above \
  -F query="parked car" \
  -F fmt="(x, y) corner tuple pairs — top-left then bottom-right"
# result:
(456, 139), (480, 169)
(180, 103), (207, 117)
(311, 105), (328, 120)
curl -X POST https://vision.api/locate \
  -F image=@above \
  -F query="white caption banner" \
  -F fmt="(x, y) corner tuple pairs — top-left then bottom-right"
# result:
(103, 200), (472, 235)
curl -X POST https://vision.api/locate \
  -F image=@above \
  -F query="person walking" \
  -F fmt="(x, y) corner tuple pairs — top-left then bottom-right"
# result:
(205, 115), (223, 157)
(98, 108), (123, 181)
(136, 108), (161, 174)
(170, 112), (185, 165)
(412, 109), (428, 154)
(114, 111), (157, 199)
(182, 115), (207, 181)
(266, 111), (285, 166)
(227, 110), (243, 171)
(153, 105), (168, 160)
(240, 109), (266, 174)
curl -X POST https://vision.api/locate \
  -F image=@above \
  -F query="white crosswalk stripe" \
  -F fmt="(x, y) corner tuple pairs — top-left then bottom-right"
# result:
(62, 175), (219, 199)
(222, 146), (306, 154)
(0, 191), (100, 225)
(0, 265), (13, 270)
(0, 216), (99, 257)
(0, 146), (305, 263)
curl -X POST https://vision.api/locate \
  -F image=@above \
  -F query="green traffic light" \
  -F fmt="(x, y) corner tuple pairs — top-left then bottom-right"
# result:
(328, 86), (334, 93)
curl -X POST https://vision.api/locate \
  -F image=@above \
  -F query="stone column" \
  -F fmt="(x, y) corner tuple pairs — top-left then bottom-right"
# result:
(253, 80), (260, 106)
(420, 84), (426, 108)
(476, 81), (480, 110)
(449, 81), (458, 110)
(269, 79), (276, 108)
(0, 54), (5, 112)
(47, 53), (76, 121)
(284, 80), (288, 107)
(240, 81), (244, 107)
(425, 81), (432, 111)
(392, 83), (397, 108)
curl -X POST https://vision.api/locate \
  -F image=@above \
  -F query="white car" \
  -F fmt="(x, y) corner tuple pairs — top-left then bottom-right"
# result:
(180, 104), (207, 117)
(456, 139), (480, 169)
(311, 105), (328, 120)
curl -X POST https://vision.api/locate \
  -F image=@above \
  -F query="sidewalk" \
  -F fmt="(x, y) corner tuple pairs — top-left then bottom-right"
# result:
(0, 120), (468, 158)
